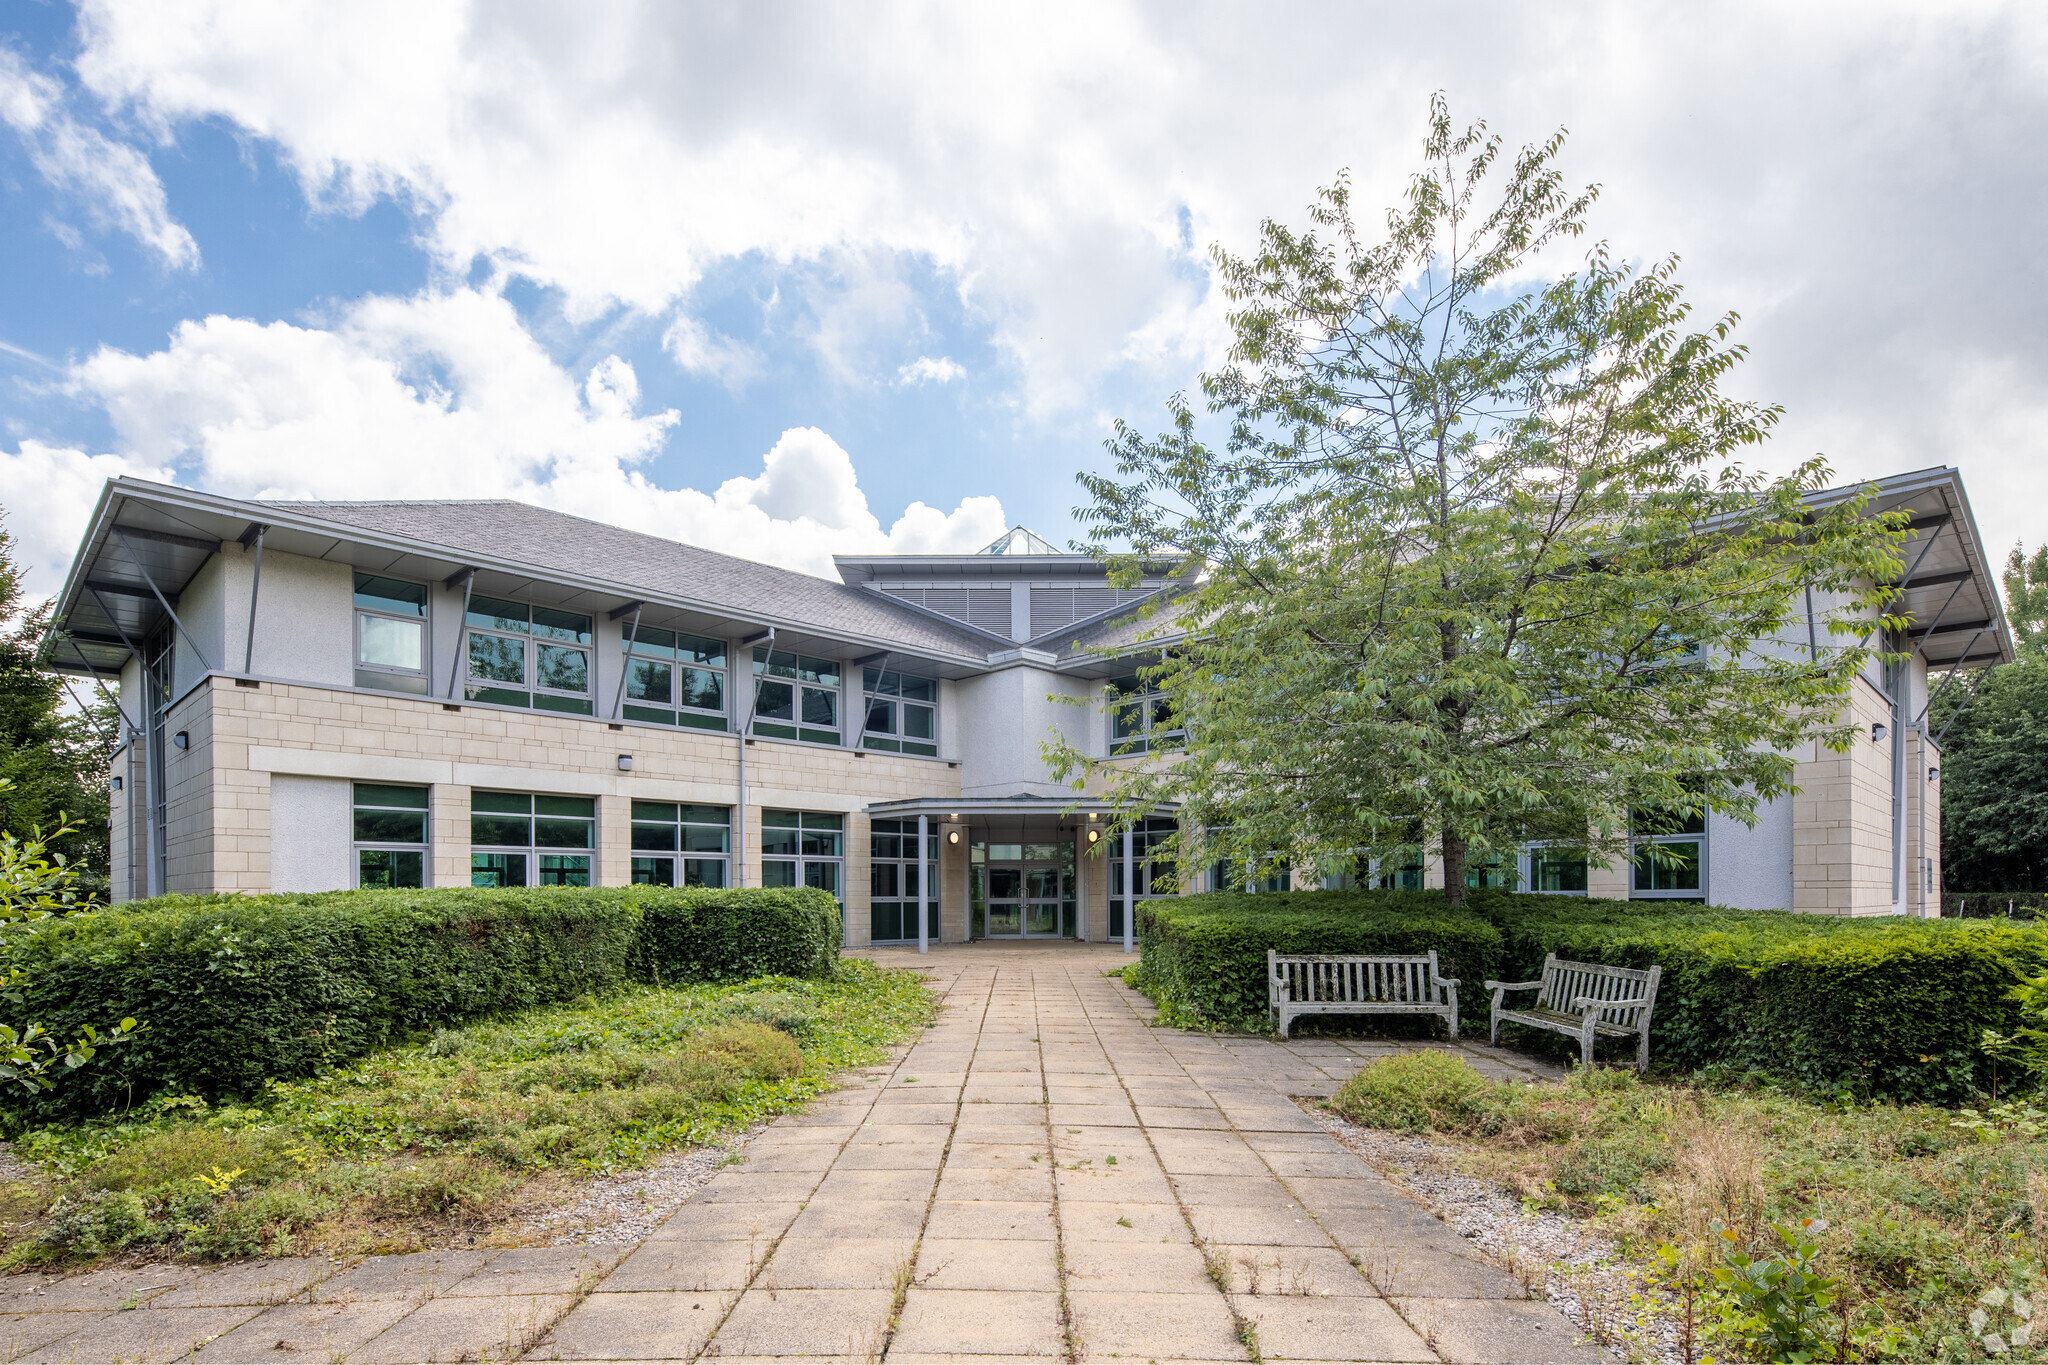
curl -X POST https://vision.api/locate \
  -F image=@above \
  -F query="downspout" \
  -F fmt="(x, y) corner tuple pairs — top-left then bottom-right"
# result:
(240, 523), (268, 674)
(736, 627), (774, 888)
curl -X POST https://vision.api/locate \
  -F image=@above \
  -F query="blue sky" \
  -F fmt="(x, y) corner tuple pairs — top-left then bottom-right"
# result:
(5, 1), (2047, 597)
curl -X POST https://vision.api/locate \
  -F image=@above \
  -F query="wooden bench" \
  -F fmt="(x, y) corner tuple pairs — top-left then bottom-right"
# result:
(1485, 953), (1662, 1071)
(1266, 950), (1460, 1040)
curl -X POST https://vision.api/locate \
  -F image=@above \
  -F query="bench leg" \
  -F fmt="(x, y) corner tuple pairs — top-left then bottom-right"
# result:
(1637, 1028), (1650, 1073)
(1580, 1026), (1597, 1072)
(1488, 1015), (1500, 1046)
(1446, 1002), (1459, 1042)
(1277, 1009), (1291, 1041)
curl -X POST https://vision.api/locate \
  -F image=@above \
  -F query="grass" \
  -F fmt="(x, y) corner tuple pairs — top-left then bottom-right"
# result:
(1332, 1053), (2048, 1362)
(0, 958), (932, 1267)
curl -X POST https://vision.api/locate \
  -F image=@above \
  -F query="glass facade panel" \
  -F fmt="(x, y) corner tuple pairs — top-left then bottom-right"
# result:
(753, 650), (840, 744)
(869, 818), (938, 943)
(862, 668), (938, 757)
(463, 598), (592, 712)
(762, 810), (844, 912)
(354, 573), (430, 692)
(630, 804), (730, 886)
(1528, 848), (1589, 893)
(359, 615), (423, 671)
(1108, 674), (1180, 756)
(353, 781), (428, 889)
(473, 792), (598, 886)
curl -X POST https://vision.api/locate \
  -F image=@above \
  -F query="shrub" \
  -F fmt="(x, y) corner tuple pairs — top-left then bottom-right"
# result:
(36, 1190), (151, 1258)
(3, 885), (842, 1120)
(1330, 1051), (1492, 1132)
(1139, 888), (2048, 1103)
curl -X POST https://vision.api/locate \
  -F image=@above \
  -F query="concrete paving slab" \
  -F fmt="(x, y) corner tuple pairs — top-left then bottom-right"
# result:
(786, 1195), (931, 1239)
(539, 1289), (734, 1359)
(923, 1198), (1055, 1241)
(19, 1303), (255, 1362)
(810, 1165), (939, 1202)
(2, 1266), (191, 1313)
(1061, 1200), (1190, 1244)
(713, 1286), (895, 1357)
(442, 1245), (622, 1297)
(601, 1239), (766, 1292)
(1240, 1295), (1436, 1361)
(1137, 1105), (1236, 1130)
(1187, 1205), (1336, 1248)
(758, 1236), (915, 1290)
(0, 1312), (98, 1363)
(1169, 1174), (1303, 1208)
(1210, 1245), (1376, 1298)
(348, 1291), (568, 1363)
(305, 1250), (499, 1303)
(1067, 1289), (1249, 1361)
(1391, 1295), (1608, 1362)
(178, 1298), (414, 1362)
(891, 1288), (1064, 1356)
(648, 1199), (804, 1243)
(934, 1164), (1052, 1201)
(737, 1144), (843, 1172)
(146, 1257), (333, 1308)
(911, 1237), (1060, 1292)
(1061, 1238), (1213, 1293)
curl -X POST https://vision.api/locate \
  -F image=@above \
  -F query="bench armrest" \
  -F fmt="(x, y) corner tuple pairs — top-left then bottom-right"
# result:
(1435, 976), (1459, 989)
(1484, 980), (1542, 993)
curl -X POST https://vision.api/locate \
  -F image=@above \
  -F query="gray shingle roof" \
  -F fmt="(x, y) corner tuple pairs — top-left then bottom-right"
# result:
(255, 498), (1008, 661)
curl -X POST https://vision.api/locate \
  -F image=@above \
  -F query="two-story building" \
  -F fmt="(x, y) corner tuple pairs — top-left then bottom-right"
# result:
(45, 465), (2011, 935)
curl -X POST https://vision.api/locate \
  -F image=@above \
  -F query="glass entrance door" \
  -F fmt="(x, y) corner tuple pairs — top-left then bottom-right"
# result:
(986, 865), (1023, 936)
(983, 861), (1066, 937)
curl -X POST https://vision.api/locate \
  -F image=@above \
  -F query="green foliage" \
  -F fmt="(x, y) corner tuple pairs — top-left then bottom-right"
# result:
(1931, 649), (2048, 893)
(0, 508), (111, 897)
(1138, 888), (2048, 1101)
(1709, 1218), (1842, 1364)
(2, 884), (841, 1119)
(1330, 1050), (1491, 1132)
(2002, 541), (2048, 658)
(7, 961), (931, 1265)
(1054, 97), (1905, 904)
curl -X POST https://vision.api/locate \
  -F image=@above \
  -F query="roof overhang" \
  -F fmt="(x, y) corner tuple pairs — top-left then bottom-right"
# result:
(865, 795), (1181, 817)
(45, 479), (1007, 680)
(1810, 465), (2016, 670)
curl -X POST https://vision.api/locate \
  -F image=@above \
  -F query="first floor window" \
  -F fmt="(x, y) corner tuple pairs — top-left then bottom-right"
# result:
(1107, 672), (1180, 756)
(622, 626), (728, 731)
(354, 782), (428, 888)
(761, 810), (843, 904)
(630, 801), (730, 886)
(354, 574), (430, 696)
(862, 668), (938, 756)
(870, 818), (938, 941)
(752, 650), (842, 745)
(464, 597), (595, 715)
(471, 791), (595, 886)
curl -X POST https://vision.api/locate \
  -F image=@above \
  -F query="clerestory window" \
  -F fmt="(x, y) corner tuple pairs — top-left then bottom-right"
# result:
(622, 626), (728, 730)
(353, 574), (430, 695)
(752, 650), (841, 745)
(862, 667), (938, 756)
(464, 597), (595, 715)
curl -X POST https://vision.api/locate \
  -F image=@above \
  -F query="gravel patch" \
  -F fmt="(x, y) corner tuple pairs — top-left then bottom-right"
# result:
(517, 1128), (762, 1246)
(1307, 1102), (1694, 1364)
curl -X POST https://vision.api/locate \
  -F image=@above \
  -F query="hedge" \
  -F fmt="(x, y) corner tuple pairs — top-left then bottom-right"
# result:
(1946, 892), (2048, 920)
(5, 885), (841, 1119)
(1137, 889), (2048, 1104)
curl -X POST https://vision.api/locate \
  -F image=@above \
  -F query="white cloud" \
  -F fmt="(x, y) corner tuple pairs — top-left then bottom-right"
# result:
(898, 356), (964, 386)
(32, 1), (2048, 555)
(4, 288), (1004, 594)
(661, 316), (764, 391)
(0, 442), (174, 598)
(0, 47), (199, 270)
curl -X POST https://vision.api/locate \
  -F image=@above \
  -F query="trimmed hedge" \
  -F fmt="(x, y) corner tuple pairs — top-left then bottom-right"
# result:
(5, 885), (840, 1119)
(1137, 889), (2048, 1104)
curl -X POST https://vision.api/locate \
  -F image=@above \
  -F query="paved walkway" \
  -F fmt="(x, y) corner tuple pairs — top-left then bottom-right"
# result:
(0, 943), (1597, 1363)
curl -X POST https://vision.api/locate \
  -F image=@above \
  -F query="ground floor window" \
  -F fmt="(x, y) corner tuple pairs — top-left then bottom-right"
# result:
(762, 810), (843, 905)
(1524, 844), (1588, 894)
(1106, 817), (1176, 937)
(354, 782), (428, 888)
(1209, 859), (1290, 893)
(471, 791), (595, 887)
(630, 801), (729, 886)
(1632, 805), (1706, 900)
(870, 818), (938, 941)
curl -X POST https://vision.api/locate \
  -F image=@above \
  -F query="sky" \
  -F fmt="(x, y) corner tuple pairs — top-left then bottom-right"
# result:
(3, 0), (2046, 602)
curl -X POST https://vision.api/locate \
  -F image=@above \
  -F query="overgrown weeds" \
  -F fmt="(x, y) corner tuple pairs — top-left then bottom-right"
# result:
(0, 959), (931, 1268)
(1331, 1053), (2048, 1360)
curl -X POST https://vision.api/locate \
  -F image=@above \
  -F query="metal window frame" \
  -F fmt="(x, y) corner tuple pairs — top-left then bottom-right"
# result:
(353, 579), (432, 681)
(750, 649), (843, 745)
(623, 627), (730, 727)
(469, 791), (598, 886)
(1519, 841), (1590, 896)
(351, 783), (432, 889)
(861, 665), (939, 753)
(867, 817), (939, 943)
(463, 601), (596, 709)
(628, 802), (733, 887)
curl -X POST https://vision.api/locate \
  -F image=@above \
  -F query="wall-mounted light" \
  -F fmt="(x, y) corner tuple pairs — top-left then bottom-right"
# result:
(1928, 767), (1940, 782)
(173, 731), (189, 750)
(1871, 722), (1889, 742)
(617, 754), (633, 771)
(1087, 828), (1101, 845)
(947, 829), (961, 845)
(110, 776), (122, 791)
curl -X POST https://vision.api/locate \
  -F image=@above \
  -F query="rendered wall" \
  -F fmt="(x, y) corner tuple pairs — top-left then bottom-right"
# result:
(270, 775), (351, 891)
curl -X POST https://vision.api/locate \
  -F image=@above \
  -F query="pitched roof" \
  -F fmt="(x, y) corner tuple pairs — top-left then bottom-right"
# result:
(254, 497), (1008, 660)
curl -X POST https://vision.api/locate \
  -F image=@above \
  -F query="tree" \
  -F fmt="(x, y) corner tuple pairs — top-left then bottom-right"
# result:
(0, 507), (111, 899)
(1928, 543), (2048, 892)
(1053, 98), (1906, 905)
